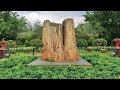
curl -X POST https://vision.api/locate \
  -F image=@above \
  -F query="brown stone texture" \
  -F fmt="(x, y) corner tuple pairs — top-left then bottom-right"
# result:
(62, 19), (79, 61)
(41, 18), (80, 62)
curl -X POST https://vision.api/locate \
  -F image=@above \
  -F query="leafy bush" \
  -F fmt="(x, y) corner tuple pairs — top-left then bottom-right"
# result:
(24, 40), (31, 47)
(92, 38), (107, 46)
(87, 37), (95, 46)
(17, 32), (33, 41)
(30, 39), (43, 48)
(77, 39), (88, 48)
(6, 40), (16, 48)
(16, 32), (33, 46)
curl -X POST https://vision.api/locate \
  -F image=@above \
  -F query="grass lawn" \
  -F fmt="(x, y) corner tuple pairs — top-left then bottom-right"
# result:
(0, 49), (120, 79)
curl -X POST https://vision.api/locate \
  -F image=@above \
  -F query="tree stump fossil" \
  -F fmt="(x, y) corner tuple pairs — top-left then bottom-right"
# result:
(41, 18), (80, 62)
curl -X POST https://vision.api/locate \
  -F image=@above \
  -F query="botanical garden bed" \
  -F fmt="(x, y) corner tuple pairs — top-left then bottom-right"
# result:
(0, 50), (120, 79)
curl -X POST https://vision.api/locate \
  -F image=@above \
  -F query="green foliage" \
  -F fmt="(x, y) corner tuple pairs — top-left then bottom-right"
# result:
(84, 11), (120, 45)
(81, 50), (120, 79)
(24, 40), (31, 47)
(0, 50), (120, 79)
(87, 37), (95, 46)
(0, 56), (38, 68)
(27, 20), (42, 40)
(17, 31), (33, 41)
(0, 11), (28, 40)
(30, 39), (43, 48)
(92, 38), (107, 46)
(16, 20), (42, 46)
(16, 31), (33, 46)
(77, 39), (88, 48)
(1, 38), (5, 41)
(76, 22), (101, 41)
(6, 40), (16, 48)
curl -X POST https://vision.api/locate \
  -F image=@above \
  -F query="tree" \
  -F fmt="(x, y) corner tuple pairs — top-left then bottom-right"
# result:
(0, 11), (28, 40)
(76, 22), (100, 41)
(84, 11), (120, 45)
(16, 31), (33, 45)
(16, 20), (42, 46)
(77, 23), (94, 38)
(27, 20), (42, 40)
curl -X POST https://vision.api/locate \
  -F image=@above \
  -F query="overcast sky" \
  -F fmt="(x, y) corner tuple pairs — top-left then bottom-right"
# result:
(15, 11), (86, 27)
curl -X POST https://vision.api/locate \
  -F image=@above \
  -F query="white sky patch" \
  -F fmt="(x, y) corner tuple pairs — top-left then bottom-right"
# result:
(15, 11), (86, 28)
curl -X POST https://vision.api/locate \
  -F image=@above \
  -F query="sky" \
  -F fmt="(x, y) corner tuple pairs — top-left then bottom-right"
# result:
(15, 11), (86, 27)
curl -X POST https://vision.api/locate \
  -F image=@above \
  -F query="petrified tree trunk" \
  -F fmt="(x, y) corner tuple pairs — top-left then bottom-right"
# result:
(62, 19), (79, 61)
(41, 18), (80, 62)
(41, 20), (64, 61)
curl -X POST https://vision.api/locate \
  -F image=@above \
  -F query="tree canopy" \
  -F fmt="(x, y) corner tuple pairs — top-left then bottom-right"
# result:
(84, 11), (120, 45)
(1, 11), (119, 47)
(0, 11), (28, 40)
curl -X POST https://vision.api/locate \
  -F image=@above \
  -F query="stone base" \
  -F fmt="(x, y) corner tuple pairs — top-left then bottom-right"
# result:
(28, 58), (92, 66)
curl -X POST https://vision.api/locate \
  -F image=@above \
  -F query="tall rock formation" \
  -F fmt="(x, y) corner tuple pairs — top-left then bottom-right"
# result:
(62, 18), (79, 61)
(41, 18), (80, 62)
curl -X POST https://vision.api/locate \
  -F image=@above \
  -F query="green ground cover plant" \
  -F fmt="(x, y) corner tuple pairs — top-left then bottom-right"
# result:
(0, 49), (119, 79)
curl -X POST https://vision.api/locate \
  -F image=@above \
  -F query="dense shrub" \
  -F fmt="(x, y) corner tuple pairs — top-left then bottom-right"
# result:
(24, 40), (31, 47)
(16, 32), (33, 46)
(6, 40), (16, 48)
(77, 39), (88, 48)
(17, 32), (33, 41)
(30, 39), (43, 48)
(87, 37), (95, 46)
(92, 38), (107, 46)
(16, 39), (23, 46)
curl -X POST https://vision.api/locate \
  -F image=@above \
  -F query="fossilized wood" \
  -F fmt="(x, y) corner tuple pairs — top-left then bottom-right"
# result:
(41, 18), (80, 62)
(41, 20), (64, 61)
(62, 19), (79, 61)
